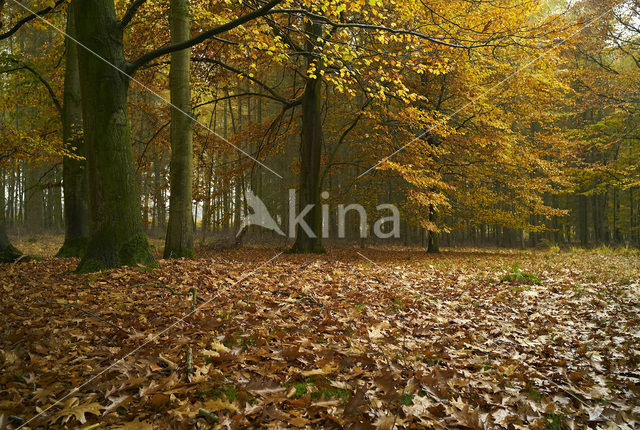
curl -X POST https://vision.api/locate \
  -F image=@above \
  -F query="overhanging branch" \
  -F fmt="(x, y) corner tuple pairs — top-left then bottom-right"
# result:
(119, 0), (147, 29)
(128, 0), (285, 73)
(0, 0), (66, 41)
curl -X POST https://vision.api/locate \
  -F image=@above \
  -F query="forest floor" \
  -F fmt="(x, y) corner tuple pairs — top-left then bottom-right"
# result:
(1, 239), (639, 429)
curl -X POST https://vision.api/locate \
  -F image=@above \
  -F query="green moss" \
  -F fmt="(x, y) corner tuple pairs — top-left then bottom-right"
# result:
(56, 237), (88, 258)
(76, 232), (157, 273)
(291, 382), (309, 398)
(164, 246), (194, 259)
(0, 244), (24, 263)
(287, 378), (351, 402)
(524, 387), (543, 401)
(76, 257), (106, 274)
(544, 413), (562, 430)
(203, 384), (238, 403)
(311, 387), (351, 402)
(118, 232), (156, 267)
(400, 394), (414, 406)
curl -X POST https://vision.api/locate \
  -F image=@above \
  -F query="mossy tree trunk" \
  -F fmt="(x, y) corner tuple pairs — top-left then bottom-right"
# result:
(0, 224), (21, 263)
(0, 176), (22, 262)
(164, 0), (194, 258)
(73, 0), (155, 272)
(290, 19), (325, 254)
(57, 3), (89, 258)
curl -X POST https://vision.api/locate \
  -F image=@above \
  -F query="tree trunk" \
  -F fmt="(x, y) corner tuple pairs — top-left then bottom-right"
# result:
(73, 0), (155, 272)
(290, 19), (325, 253)
(164, 0), (194, 258)
(578, 193), (588, 246)
(25, 163), (46, 235)
(0, 181), (22, 262)
(58, 3), (89, 257)
(153, 159), (166, 231)
(427, 204), (439, 253)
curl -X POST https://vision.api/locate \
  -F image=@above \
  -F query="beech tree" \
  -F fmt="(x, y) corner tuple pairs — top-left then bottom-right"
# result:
(69, 0), (283, 272)
(164, 0), (194, 258)
(57, 2), (88, 258)
(0, 182), (21, 262)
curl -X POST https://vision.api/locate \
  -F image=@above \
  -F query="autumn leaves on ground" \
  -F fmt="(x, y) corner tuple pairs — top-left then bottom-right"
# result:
(1, 242), (638, 429)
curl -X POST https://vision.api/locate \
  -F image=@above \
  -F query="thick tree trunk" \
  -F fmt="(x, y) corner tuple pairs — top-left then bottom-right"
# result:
(290, 19), (325, 254)
(0, 224), (22, 263)
(0, 174), (22, 262)
(73, 0), (155, 272)
(164, 0), (194, 258)
(58, 3), (89, 257)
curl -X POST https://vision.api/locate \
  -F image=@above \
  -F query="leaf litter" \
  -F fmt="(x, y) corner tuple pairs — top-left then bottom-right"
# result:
(0, 247), (638, 429)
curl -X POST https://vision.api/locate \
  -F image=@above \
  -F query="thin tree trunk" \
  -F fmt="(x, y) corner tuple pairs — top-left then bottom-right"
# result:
(58, 3), (89, 257)
(153, 159), (166, 231)
(427, 204), (439, 253)
(73, 0), (155, 272)
(164, 0), (194, 258)
(25, 163), (45, 235)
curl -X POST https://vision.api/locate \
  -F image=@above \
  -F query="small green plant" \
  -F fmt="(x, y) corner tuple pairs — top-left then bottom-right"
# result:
(287, 378), (351, 402)
(500, 263), (541, 285)
(544, 413), (562, 430)
(400, 394), (414, 406)
(542, 239), (560, 253)
(524, 387), (543, 401)
(422, 357), (441, 366)
(354, 303), (365, 311)
(311, 387), (351, 402)
(202, 384), (238, 403)
(593, 245), (613, 255)
(291, 382), (309, 398)
(390, 298), (403, 312)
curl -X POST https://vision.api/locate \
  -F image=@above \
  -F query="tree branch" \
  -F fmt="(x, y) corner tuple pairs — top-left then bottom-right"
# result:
(1, 58), (62, 115)
(128, 0), (284, 73)
(192, 57), (301, 106)
(119, 0), (147, 29)
(265, 8), (473, 49)
(0, 0), (66, 41)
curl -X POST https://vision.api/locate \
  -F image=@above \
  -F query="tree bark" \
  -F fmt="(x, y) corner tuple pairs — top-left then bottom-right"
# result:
(427, 204), (439, 253)
(73, 0), (155, 272)
(0, 224), (22, 263)
(0, 171), (22, 262)
(289, 18), (325, 253)
(164, 0), (194, 258)
(578, 193), (588, 246)
(57, 3), (89, 257)
(25, 162), (46, 235)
